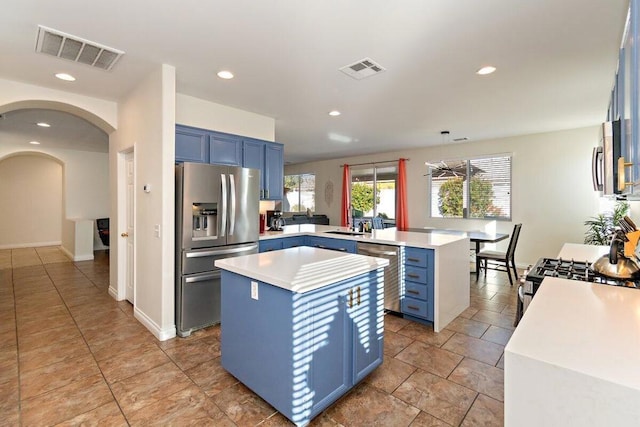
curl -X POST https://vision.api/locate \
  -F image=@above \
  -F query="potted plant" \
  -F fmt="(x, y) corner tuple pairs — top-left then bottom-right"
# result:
(584, 201), (630, 245)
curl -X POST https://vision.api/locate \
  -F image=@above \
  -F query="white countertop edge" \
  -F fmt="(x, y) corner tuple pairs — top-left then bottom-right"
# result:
(506, 277), (640, 390)
(216, 246), (389, 294)
(258, 224), (469, 249)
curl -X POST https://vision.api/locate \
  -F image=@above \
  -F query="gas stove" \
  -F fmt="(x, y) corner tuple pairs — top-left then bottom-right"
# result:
(526, 257), (640, 289)
(514, 257), (640, 326)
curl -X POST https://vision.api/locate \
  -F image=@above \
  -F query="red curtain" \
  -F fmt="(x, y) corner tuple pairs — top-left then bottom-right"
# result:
(396, 158), (408, 230)
(341, 165), (350, 227)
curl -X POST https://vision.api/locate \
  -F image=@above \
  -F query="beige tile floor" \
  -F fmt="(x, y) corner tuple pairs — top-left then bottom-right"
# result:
(0, 246), (518, 426)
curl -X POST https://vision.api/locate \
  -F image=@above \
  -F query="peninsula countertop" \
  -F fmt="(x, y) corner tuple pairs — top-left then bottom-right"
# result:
(505, 242), (640, 426)
(259, 224), (469, 249)
(215, 246), (389, 293)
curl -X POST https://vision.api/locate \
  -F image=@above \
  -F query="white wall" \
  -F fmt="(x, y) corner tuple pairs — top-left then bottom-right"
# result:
(109, 64), (176, 340)
(176, 93), (275, 142)
(286, 126), (606, 266)
(0, 154), (63, 248)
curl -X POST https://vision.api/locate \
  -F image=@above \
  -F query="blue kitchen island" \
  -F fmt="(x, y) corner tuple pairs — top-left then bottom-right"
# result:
(215, 246), (389, 426)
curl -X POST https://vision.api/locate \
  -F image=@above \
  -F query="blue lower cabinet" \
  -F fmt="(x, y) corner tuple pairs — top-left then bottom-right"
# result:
(304, 236), (356, 253)
(258, 239), (283, 253)
(220, 269), (383, 426)
(401, 247), (435, 323)
(282, 236), (305, 249)
(259, 236), (306, 252)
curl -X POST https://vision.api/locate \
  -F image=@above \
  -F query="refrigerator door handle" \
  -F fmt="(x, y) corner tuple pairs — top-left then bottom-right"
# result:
(185, 271), (221, 283)
(185, 244), (259, 258)
(220, 173), (227, 237)
(229, 173), (236, 236)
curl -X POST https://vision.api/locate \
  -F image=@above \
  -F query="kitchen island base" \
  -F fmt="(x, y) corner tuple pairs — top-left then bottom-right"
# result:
(220, 268), (384, 426)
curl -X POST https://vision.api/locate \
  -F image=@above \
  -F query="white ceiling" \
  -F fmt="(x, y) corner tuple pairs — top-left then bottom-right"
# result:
(0, 0), (629, 163)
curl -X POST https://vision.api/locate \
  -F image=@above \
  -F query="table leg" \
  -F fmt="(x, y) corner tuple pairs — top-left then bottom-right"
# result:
(475, 241), (481, 274)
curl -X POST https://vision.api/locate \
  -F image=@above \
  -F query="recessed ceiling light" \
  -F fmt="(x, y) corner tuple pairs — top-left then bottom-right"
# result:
(36, 122), (50, 127)
(476, 66), (496, 75)
(329, 110), (341, 117)
(217, 70), (234, 79)
(55, 73), (76, 81)
(29, 141), (41, 145)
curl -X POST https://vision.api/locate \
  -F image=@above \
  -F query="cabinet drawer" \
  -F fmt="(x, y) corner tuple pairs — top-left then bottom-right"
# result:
(259, 239), (283, 253)
(401, 297), (428, 319)
(282, 236), (305, 249)
(305, 236), (356, 253)
(405, 266), (428, 284)
(405, 282), (428, 300)
(405, 247), (428, 268)
(401, 296), (433, 321)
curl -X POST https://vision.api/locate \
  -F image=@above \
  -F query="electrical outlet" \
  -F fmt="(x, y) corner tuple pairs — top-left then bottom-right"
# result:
(251, 281), (259, 300)
(154, 224), (161, 238)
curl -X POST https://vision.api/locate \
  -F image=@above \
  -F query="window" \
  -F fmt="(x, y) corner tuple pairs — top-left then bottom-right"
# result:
(284, 174), (315, 212)
(428, 155), (511, 220)
(351, 166), (396, 220)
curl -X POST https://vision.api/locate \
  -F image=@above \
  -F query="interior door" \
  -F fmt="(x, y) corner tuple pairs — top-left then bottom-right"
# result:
(125, 151), (135, 303)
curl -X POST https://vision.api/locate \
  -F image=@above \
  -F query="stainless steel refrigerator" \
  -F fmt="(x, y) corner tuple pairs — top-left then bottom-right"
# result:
(175, 162), (260, 337)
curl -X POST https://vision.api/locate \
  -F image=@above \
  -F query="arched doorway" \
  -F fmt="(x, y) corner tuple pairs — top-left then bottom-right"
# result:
(0, 102), (113, 264)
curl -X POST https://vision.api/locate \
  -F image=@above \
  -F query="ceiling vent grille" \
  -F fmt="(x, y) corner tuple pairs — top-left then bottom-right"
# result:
(35, 25), (124, 71)
(339, 57), (386, 80)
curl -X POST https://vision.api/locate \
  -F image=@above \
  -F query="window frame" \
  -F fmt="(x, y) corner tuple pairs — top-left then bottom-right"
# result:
(427, 153), (512, 221)
(350, 164), (398, 220)
(283, 173), (316, 213)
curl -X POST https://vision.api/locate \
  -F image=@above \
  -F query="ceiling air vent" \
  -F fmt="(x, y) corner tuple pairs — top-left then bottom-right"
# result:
(35, 25), (124, 71)
(339, 57), (386, 80)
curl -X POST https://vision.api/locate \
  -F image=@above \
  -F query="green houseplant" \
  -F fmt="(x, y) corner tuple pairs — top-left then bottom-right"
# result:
(584, 201), (630, 245)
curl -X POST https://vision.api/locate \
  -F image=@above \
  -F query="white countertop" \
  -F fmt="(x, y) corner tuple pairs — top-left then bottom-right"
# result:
(259, 224), (468, 249)
(215, 246), (389, 293)
(556, 242), (608, 262)
(507, 276), (640, 391)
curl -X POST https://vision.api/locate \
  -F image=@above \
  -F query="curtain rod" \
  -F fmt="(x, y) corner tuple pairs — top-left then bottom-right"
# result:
(340, 158), (409, 168)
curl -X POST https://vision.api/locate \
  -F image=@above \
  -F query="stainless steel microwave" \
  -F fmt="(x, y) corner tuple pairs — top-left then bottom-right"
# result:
(592, 120), (621, 195)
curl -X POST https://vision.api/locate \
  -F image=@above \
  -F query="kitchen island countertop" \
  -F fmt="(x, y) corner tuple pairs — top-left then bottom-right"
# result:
(215, 246), (388, 293)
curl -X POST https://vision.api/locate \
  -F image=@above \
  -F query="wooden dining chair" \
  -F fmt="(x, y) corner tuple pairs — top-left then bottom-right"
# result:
(477, 223), (522, 286)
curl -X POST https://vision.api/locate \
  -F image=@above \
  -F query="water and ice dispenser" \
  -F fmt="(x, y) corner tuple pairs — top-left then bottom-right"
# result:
(192, 203), (217, 238)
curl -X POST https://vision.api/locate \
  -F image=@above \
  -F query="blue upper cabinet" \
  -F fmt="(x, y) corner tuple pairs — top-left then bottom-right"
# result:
(265, 143), (284, 200)
(176, 124), (284, 200)
(176, 125), (208, 163)
(210, 132), (242, 166)
(242, 138), (284, 200)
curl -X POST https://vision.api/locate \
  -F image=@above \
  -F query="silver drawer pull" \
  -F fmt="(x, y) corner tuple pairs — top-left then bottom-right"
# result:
(408, 257), (420, 262)
(407, 289), (420, 295)
(407, 273), (420, 279)
(407, 305), (420, 310)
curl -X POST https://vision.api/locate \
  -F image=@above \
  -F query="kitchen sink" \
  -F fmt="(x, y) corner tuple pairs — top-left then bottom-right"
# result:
(324, 230), (366, 236)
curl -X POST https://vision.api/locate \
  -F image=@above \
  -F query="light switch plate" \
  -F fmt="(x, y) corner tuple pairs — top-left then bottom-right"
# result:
(251, 281), (259, 300)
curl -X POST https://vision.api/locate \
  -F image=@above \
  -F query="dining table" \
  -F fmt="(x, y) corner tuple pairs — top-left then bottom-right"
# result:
(411, 228), (510, 273)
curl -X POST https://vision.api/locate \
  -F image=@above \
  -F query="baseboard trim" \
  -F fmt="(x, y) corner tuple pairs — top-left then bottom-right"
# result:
(59, 246), (95, 262)
(0, 241), (62, 250)
(134, 306), (176, 341)
(108, 286), (120, 300)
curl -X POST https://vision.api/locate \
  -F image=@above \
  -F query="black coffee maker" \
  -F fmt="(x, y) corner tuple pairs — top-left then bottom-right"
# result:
(267, 210), (284, 231)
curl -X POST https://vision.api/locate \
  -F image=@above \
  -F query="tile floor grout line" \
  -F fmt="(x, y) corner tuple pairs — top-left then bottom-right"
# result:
(39, 255), (132, 426)
(10, 253), (23, 427)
